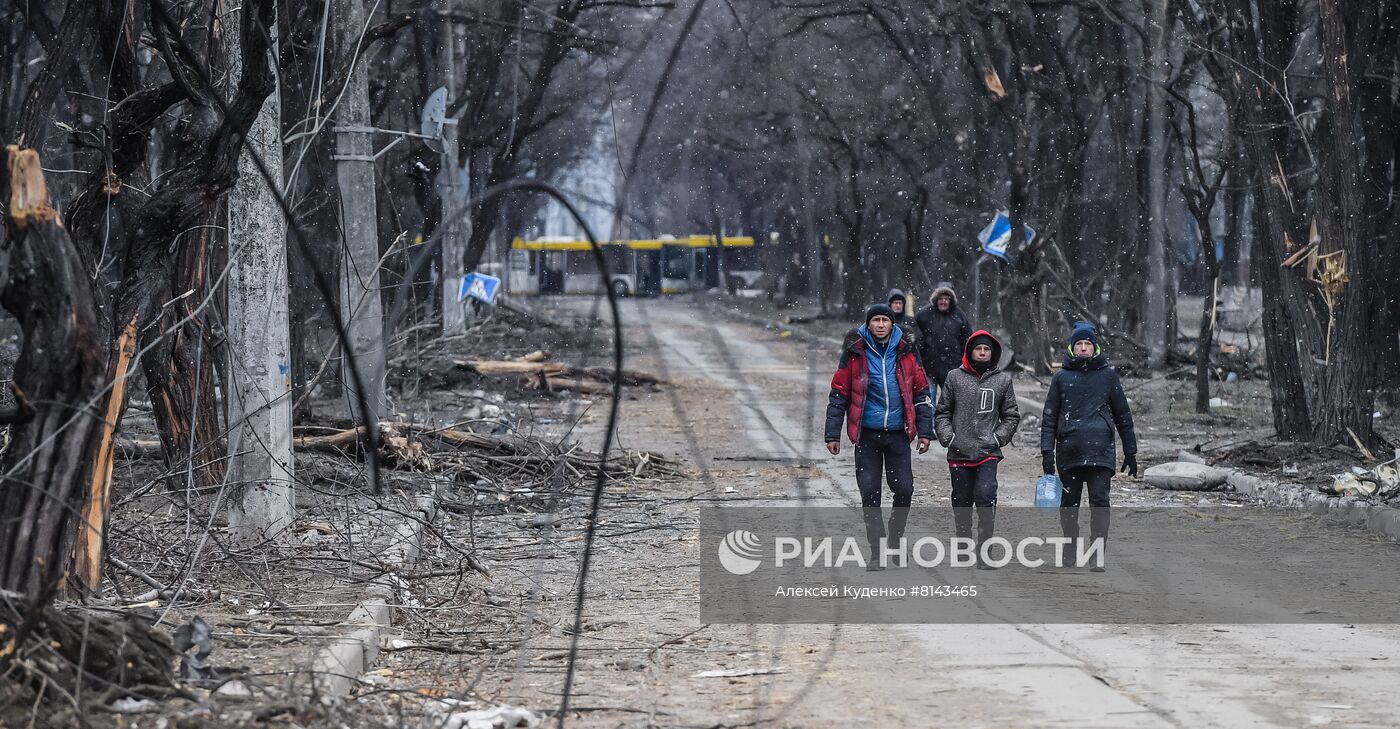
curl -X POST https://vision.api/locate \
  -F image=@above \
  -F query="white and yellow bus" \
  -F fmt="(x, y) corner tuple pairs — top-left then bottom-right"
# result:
(508, 234), (755, 296)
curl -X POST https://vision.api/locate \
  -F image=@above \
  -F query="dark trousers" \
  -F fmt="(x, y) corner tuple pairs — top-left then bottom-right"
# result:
(949, 461), (998, 544)
(1060, 465), (1112, 563)
(855, 428), (913, 547)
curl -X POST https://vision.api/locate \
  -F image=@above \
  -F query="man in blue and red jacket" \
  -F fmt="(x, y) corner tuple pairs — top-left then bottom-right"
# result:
(825, 304), (935, 569)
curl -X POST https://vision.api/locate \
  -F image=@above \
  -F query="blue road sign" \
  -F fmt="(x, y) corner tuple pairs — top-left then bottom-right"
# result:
(977, 210), (1035, 259)
(459, 272), (501, 304)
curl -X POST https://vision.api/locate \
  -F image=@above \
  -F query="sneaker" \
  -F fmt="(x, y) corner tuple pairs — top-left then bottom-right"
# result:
(1090, 565), (1106, 573)
(866, 563), (886, 572)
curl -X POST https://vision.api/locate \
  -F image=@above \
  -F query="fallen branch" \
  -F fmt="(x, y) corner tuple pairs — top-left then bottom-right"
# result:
(456, 359), (567, 376)
(199, 422), (685, 480)
(292, 423), (430, 469)
(525, 371), (613, 395)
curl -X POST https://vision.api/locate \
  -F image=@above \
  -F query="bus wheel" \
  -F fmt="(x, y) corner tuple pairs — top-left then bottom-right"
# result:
(610, 279), (630, 298)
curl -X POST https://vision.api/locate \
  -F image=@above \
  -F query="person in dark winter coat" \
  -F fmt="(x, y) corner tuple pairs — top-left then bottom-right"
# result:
(1039, 321), (1138, 571)
(886, 288), (920, 353)
(915, 284), (973, 393)
(934, 330), (1020, 566)
(826, 304), (935, 569)
(841, 289), (921, 356)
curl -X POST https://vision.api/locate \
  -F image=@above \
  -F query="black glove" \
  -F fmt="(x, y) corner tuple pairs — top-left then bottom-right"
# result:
(1120, 454), (1138, 478)
(1042, 451), (1055, 476)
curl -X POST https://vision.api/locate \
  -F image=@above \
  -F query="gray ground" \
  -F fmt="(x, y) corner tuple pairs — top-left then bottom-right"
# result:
(84, 294), (1400, 728)
(502, 294), (1400, 728)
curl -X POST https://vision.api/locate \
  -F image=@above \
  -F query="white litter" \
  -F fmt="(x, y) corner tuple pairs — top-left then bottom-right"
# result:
(1322, 456), (1400, 498)
(691, 666), (785, 678)
(109, 698), (158, 713)
(437, 705), (542, 729)
(213, 680), (254, 699)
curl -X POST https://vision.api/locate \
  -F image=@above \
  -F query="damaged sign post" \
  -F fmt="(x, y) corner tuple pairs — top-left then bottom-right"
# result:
(460, 272), (501, 306)
(977, 209), (1035, 259)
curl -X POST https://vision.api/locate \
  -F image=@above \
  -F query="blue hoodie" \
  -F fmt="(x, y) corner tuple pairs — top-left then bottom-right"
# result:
(858, 323), (904, 430)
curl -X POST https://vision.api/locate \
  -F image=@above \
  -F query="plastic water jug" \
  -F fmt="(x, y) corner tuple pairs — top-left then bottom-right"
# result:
(1035, 474), (1062, 509)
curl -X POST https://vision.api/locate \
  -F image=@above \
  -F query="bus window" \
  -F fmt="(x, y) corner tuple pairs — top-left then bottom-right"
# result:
(567, 250), (599, 276)
(601, 246), (633, 275)
(662, 245), (692, 281)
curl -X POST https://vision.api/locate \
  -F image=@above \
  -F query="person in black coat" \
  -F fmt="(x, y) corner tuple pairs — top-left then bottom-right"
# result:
(1039, 321), (1138, 571)
(914, 284), (973, 396)
(841, 289), (921, 357)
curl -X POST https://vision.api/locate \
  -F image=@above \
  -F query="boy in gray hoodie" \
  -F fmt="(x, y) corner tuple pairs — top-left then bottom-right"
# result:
(934, 331), (1020, 567)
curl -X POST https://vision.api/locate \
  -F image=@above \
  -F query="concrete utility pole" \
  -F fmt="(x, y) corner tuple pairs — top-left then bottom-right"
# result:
(333, 0), (388, 424)
(224, 3), (294, 541)
(1144, 0), (1170, 370)
(439, 1), (470, 335)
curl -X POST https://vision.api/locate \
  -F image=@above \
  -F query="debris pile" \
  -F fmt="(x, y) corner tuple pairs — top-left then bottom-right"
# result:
(1320, 454), (1400, 500)
(291, 420), (680, 484)
(454, 349), (665, 395)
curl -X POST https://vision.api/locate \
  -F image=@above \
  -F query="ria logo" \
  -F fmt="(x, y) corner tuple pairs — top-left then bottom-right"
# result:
(717, 530), (763, 575)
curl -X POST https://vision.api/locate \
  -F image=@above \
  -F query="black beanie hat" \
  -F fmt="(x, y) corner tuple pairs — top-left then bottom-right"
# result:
(865, 303), (896, 327)
(967, 333), (996, 352)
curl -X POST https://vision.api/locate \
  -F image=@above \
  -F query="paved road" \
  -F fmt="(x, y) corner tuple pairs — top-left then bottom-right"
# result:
(555, 295), (1400, 728)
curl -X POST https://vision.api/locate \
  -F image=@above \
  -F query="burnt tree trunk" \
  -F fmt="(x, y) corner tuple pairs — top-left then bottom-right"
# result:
(68, 0), (284, 587)
(0, 148), (106, 599)
(144, 223), (226, 492)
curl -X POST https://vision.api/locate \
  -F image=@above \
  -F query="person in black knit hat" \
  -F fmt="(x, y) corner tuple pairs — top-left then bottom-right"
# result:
(825, 304), (935, 570)
(1039, 321), (1138, 572)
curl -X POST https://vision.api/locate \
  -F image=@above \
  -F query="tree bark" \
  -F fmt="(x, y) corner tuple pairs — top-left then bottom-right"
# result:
(144, 224), (226, 492)
(1309, 0), (1392, 445)
(12, 1), (91, 148)
(1143, 0), (1170, 371)
(1208, 0), (1315, 438)
(1187, 201), (1221, 414)
(73, 313), (137, 593)
(0, 147), (106, 599)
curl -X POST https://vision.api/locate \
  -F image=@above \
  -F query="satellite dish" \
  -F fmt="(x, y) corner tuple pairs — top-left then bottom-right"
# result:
(420, 86), (448, 153)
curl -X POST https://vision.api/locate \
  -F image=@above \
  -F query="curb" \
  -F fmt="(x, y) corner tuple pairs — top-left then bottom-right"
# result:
(1226, 471), (1400, 540)
(312, 488), (439, 698)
